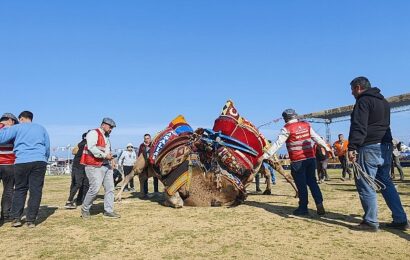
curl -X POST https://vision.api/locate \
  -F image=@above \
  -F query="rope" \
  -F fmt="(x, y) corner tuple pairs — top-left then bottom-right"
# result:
(351, 161), (386, 191)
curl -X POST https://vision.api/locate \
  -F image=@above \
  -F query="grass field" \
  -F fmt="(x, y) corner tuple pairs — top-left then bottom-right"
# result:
(0, 169), (409, 259)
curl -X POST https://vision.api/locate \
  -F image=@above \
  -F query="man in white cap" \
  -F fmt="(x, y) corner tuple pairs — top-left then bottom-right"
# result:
(118, 143), (137, 191)
(0, 113), (19, 224)
(80, 117), (120, 219)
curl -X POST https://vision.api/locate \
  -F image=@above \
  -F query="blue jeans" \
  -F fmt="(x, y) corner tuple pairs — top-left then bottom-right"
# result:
(356, 143), (407, 226)
(290, 158), (323, 210)
(262, 162), (276, 184)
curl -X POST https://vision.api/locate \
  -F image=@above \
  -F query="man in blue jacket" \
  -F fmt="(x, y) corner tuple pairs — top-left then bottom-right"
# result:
(0, 111), (50, 228)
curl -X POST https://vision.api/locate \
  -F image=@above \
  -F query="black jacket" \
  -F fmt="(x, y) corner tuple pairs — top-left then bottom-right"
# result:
(348, 87), (392, 151)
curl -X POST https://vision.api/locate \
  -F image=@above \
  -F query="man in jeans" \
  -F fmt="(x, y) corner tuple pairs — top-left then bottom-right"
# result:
(80, 118), (120, 219)
(0, 113), (19, 224)
(0, 111), (50, 228)
(348, 76), (408, 231)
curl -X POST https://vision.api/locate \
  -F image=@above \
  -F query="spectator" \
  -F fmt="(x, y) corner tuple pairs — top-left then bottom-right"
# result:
(64, 132), (89, 209)
(348, 76), (408, 231)
(315, 137), (334, 183)
(138, 134), (159, 196)
(0, 111), (50, 228)
(391, 138), (405, 180)
(80, 118), (120, 219)
(118, 143), (137, 191)
(0, 113), (19, 224)
(333, 134), (352, 180)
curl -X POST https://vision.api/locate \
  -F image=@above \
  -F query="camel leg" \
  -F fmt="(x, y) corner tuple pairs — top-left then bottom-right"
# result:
(262, 167), (272, 195)
(116, 154), (146, 201)
(272, 162), (298, 198)
(115, 172), (135, 201)
(163, 192), (184, 208)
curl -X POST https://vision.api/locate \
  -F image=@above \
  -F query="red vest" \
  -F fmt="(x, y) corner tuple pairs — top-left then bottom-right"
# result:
(284, 121), (315, 162)
(80, 129), (106, 166)
(0, 123), (16, 165)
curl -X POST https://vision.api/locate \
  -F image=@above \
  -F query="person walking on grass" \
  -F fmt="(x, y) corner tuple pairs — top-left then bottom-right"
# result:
(80, 118), (120, 219)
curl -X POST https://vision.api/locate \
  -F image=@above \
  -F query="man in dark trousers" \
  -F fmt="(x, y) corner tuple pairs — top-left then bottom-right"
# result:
(0, 113), (19, 224)
(0, 111), (50, 228)
(138, 134), (159, 196)
(64, 132), (89, 209)
(260, 109), (332, 216)
(347, 76), (408, 231)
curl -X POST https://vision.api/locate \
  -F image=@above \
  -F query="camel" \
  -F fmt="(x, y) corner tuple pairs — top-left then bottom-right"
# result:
(116, 101), (298, 207)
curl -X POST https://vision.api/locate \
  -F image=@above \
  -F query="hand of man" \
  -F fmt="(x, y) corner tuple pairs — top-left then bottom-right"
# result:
(348, 150), (357, 162)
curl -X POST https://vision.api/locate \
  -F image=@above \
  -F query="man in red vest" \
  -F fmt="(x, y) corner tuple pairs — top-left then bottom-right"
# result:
(0, 113), (19, 224)
(261, 109), (332, 216)
(80, 118), (120, 219)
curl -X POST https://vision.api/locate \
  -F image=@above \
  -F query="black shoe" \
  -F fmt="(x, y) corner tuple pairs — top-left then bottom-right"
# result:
(293, 208), (309, 216)
(11, 219), (23, 228)
(316, 203), (326, 216)
(103, 212), (121, 219)
(64, 201), (77, 209)
(256, 188), (262, 192)
(81, 209), (91, 219)
(355, 221), (379, 232)
(26, 221), (36, 228)
(384, 221), (409, 230)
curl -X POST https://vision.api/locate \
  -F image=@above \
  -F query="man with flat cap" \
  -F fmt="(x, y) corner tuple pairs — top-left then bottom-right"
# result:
(261, 109), (332, 216)
(0, 113), (19, 224)
(80, 118), (120, 219)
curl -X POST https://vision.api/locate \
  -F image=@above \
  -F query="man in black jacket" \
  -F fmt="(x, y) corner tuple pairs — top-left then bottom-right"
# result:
(347, 76), (408, 231)
(64, 132), (90, 209)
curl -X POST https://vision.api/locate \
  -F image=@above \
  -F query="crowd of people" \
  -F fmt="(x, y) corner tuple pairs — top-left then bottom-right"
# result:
(0, 76), (409, 231)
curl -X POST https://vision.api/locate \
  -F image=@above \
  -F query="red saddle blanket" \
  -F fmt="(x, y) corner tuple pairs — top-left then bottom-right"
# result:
(213, 100), (268, 174)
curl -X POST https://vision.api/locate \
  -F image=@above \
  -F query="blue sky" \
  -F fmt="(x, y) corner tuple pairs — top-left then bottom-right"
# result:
(1, 0), (409, 157)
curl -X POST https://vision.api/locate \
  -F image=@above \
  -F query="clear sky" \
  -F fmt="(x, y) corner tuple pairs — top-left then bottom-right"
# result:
(1, 0), (409, 157)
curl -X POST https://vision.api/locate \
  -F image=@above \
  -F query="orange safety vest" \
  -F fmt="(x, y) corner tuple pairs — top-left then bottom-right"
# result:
(333, 140), (348, 157)
(0, 123), (16, 165)
(284, 121), (315, 162)
(80, 129), (106, 167)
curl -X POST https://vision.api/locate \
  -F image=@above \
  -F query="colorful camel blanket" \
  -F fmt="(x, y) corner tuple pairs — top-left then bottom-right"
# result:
(213, 100), (269, 175)
(149, 115), (193, 170)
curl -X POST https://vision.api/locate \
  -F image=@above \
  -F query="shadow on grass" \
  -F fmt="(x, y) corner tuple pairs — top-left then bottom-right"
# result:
(245, 200), (410, 241)
(36, 205), (58, 225)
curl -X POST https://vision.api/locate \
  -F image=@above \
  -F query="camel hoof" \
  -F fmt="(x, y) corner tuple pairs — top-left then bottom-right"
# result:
(262, 190), (272, 195)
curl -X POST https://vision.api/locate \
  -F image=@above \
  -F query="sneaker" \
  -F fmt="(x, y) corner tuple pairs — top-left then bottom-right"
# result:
(81, 209), (91, 219)
(384, 221), (409, 230)
(340, 177), (345, 181)
(256, 188), (262, 192)
(11, 219), (23, 228)
(123, 188), (130, 192)
(292, 208), (309, 216)
(355, 221), (379, 232)
(103, 212), (121, 219)
(26, 221), (36, 228)
(64, 201), (77, 209)
(130, 188), (136, 192)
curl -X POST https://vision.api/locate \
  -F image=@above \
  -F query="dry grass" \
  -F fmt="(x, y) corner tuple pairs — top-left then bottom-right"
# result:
(0, 169), (409, 260)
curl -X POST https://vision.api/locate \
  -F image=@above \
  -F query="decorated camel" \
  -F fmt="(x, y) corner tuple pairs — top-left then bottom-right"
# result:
(116, 100), (297, 207)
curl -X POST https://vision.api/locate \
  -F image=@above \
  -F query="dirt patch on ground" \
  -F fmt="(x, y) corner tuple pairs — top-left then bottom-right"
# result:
(0, 169), (409, 259)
